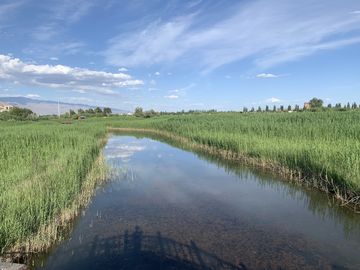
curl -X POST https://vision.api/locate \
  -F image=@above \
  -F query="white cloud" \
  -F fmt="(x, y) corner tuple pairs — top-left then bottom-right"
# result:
(264, 98), (281, 103)
(56, 89), (86, 94)
(169, 89), (179, 93)
(148, 88), (160, 91)
(104, 0), (360, 72)
(66, 97), (94, 102)
(225, 75), (230, 79)
(118, 68), (128, 72)
(193, 103), (204, 106)
(167, 73), (172, 75)
(0, 54), (144, 96)
(127, 87), (140, 90)
(88, 62), (95, 65)
(25, 94), (41, 98)
(50, 57), (58, 60)
(326, 98), (331, 101)
(256, 73), (278, 78)
(164, 95), (178, 98)
(349, 11), (360, 14)
(150, 80), (156, 85)
(155, 72), (161, 76)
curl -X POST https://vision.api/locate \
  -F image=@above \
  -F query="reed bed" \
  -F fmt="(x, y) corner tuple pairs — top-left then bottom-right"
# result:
(1, 110), (359, 258)
(107, 112), (360, 200)
(0, 120), (108, 258)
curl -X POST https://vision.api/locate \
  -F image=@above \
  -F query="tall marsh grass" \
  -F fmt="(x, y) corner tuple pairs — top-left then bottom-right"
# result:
(1, 111), (359, 258)
(0, 121), (108, 256)
(107, 112), (360, 195)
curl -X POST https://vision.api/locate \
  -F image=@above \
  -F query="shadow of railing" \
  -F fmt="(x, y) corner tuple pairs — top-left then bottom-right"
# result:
(43, 226), (246, 270)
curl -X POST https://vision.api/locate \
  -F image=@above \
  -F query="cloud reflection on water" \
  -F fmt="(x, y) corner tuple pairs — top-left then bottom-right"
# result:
(105, 143), (147, 161)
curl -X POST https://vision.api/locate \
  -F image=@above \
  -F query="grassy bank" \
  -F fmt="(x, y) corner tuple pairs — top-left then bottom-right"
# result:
(1, 110), (359, 259)
(0, 120), (113, 260)
(105, 112), (360, 206)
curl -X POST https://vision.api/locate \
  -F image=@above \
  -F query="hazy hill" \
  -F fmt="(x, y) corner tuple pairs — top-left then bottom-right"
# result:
(0, 97), (128, 115)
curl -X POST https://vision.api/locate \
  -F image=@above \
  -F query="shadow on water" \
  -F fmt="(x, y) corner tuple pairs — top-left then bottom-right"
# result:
(27, 131), (360, 269)
(111, 131), (360, 242)
(42, 226), (245, 270)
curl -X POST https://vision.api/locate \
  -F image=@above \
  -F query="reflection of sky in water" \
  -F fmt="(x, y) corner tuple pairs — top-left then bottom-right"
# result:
(104, 141), (147, 161)
(103, 136), (360, 253)
(30, 135), (360, 269)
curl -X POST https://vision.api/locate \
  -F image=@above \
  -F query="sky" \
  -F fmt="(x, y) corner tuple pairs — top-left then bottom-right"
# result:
(0, 0), (359, 112)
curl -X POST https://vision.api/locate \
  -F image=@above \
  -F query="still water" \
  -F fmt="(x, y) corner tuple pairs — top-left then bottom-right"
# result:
(30, 132), (360, 269)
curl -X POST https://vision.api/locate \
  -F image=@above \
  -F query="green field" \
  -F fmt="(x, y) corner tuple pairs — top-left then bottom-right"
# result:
(1, 111), (360, 257)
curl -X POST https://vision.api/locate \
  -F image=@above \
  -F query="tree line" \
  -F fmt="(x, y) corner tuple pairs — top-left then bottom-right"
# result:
(0, 107), (37, 121)
(243, 98), (359, 113)
(60, 107), (112, 118)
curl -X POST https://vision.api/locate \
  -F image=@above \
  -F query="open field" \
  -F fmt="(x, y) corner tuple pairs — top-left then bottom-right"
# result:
(1, 111), (360, 259)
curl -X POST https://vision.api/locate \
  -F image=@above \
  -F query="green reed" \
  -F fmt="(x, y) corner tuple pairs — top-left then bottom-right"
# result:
(1, 111), (359, 256)
(106, 112), (360, 193)
(0, 120), (107, 254)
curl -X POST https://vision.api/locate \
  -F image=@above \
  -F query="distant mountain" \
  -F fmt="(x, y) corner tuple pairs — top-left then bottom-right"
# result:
(0, 97), (128, 115)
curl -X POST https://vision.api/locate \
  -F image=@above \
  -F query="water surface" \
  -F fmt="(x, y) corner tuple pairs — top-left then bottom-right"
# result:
(30, 132), (360, 269)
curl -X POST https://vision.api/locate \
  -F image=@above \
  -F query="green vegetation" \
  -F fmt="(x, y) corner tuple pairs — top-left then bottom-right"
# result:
(1, 109), (360, 259)
(0, 107), (36, 122)
(108, 112), (360, 199)
(134, 107), (160, 118)
(0, 120), (110, 258)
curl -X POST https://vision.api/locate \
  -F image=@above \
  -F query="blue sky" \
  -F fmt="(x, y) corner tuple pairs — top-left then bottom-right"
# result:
(0, 0), (359, 112)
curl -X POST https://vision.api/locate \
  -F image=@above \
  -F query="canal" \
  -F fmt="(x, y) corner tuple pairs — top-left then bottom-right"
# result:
(30, 132), (360, 269)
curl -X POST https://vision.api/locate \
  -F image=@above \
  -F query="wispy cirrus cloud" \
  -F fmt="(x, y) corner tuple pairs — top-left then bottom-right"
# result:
(164, 95), (178, 98)
(104, 0), (360, 73)
(256, 73), (278, 78)
(264, 98), (281, 103)
(25, 94), (41, 98)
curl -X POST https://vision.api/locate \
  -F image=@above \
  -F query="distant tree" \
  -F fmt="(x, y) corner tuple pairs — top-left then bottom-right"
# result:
(78, 108), (84, 114)
(134, 107), (143, 117)
(250, 107), (255, 112)
(257, 106), (262, 112)
(273, 105), (276, 112)
(327, 103), (332, 108)
(243, 107), (248, 113)
(85, 108), (94, 114)
(335, 103), (341, 108)
(69, 109), (76, 116)
(352, 102), (358, 110)
(144, 109), (158, 118)
(95, 107), (102, 114)
(309, 97), (323, 108)
(103, 107), (112, 115)
(265, 105), (269, 112)
(9, 107), (33, 121)
(0, 111), (11, 121)
(280, 105), (284, 111)
(287, 105), (291, 111)
(26, 113), (38, 121)
(295, 104), (300, 111)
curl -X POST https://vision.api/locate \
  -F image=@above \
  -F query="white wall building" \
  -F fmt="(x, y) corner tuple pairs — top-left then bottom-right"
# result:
(0, 102), (14, 112)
